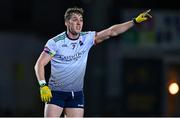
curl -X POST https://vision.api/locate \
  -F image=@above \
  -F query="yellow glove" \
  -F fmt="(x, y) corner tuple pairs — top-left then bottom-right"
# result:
(134, 9), (152, 24)
(40, 85), (52, 103)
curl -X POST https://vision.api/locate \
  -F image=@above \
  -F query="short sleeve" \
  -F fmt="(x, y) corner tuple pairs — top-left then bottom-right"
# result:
(81, 31), (96, 46)
(88, 31), (96, 46)
(44, 39), (57, 56)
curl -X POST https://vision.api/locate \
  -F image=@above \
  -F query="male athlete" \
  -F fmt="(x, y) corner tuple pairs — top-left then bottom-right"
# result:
(34, 7), (152, 117)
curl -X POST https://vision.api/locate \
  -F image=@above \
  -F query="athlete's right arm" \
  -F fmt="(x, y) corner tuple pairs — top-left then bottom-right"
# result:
(34, 51), (52, 82)
(34, 51), (53, 102)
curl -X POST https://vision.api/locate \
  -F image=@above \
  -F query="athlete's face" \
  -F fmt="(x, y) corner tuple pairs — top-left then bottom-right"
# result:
(65, 13), (83, 35)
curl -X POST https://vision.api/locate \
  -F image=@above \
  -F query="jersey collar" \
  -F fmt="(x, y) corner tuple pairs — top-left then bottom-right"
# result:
(65, 31), (80, 41)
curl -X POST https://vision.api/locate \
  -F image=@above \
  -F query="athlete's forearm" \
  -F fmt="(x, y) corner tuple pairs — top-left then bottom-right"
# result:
(35, 59), (52, 103)
(109, 20), (134, 37)
(95, 20), (134, 44)
(34, 62), (46, 83)
(34, 52), (52, 85)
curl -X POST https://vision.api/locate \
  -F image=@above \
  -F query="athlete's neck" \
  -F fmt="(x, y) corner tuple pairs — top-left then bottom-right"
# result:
(66, 31), (80, 40)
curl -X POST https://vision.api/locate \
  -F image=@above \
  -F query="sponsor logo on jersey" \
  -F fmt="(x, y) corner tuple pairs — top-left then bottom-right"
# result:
(57, 50), (85, 61)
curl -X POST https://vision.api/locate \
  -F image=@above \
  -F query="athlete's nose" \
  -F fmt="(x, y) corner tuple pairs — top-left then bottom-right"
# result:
(77, 20), (81, 25)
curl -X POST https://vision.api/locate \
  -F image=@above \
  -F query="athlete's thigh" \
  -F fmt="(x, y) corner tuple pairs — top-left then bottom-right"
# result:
(64, 108), (84, 117)
(44, 103), (63, 117)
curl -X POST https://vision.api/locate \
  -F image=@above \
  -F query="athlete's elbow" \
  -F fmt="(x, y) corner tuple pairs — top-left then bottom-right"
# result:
(109, 27), (118, 37)
(34, 61), (43, 71)
(34, 62), (39, 72)
(111, 32), (118, 37)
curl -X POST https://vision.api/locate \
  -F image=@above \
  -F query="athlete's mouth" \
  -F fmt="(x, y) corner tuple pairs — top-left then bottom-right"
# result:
(76, 26), (81, 30)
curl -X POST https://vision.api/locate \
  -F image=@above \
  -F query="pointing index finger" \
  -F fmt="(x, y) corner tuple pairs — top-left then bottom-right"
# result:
(144, 9), (151, 15)
(143, 9), (152, 18)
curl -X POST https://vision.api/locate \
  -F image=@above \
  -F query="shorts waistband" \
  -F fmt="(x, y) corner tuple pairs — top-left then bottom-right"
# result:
(51, 90), (83, 94)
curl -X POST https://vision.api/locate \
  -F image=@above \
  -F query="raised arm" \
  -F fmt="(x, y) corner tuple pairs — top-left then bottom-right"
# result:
(95, 9), (152, 44)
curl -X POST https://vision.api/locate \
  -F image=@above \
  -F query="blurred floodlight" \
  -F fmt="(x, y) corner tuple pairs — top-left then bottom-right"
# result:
(168, 82), (179, 95)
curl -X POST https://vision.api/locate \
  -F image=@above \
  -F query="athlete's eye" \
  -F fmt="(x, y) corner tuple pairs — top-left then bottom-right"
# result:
(72, 18), (77, 21)
(80, 19), (83, 22)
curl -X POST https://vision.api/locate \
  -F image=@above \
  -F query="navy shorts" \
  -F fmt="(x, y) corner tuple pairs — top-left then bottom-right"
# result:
(48, 91), (84, 108)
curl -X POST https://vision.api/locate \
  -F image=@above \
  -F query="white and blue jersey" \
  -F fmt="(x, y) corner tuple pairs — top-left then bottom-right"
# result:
(44, 31), (96, 92)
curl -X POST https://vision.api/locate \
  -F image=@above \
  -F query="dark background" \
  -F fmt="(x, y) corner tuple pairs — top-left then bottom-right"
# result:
(0, 0), (180, 117)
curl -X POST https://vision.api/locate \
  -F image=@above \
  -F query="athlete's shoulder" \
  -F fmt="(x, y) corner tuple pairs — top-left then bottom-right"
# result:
(80, 31), (88, 36)
(51, 32), (66, 43)
(80, 31), (96, 38)
(80, 31), (95, 36)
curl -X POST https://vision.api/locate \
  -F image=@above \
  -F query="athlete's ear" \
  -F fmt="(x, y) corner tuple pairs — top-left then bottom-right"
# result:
(65, 20), (69, 27)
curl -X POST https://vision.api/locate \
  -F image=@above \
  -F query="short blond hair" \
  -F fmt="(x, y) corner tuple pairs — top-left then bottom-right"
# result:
(64, 7), (84, 21)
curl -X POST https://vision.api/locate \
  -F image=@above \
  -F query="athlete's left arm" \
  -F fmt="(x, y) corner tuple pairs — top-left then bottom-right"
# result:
(95, 20), (134, 44)
(94, 9), (152, 44)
